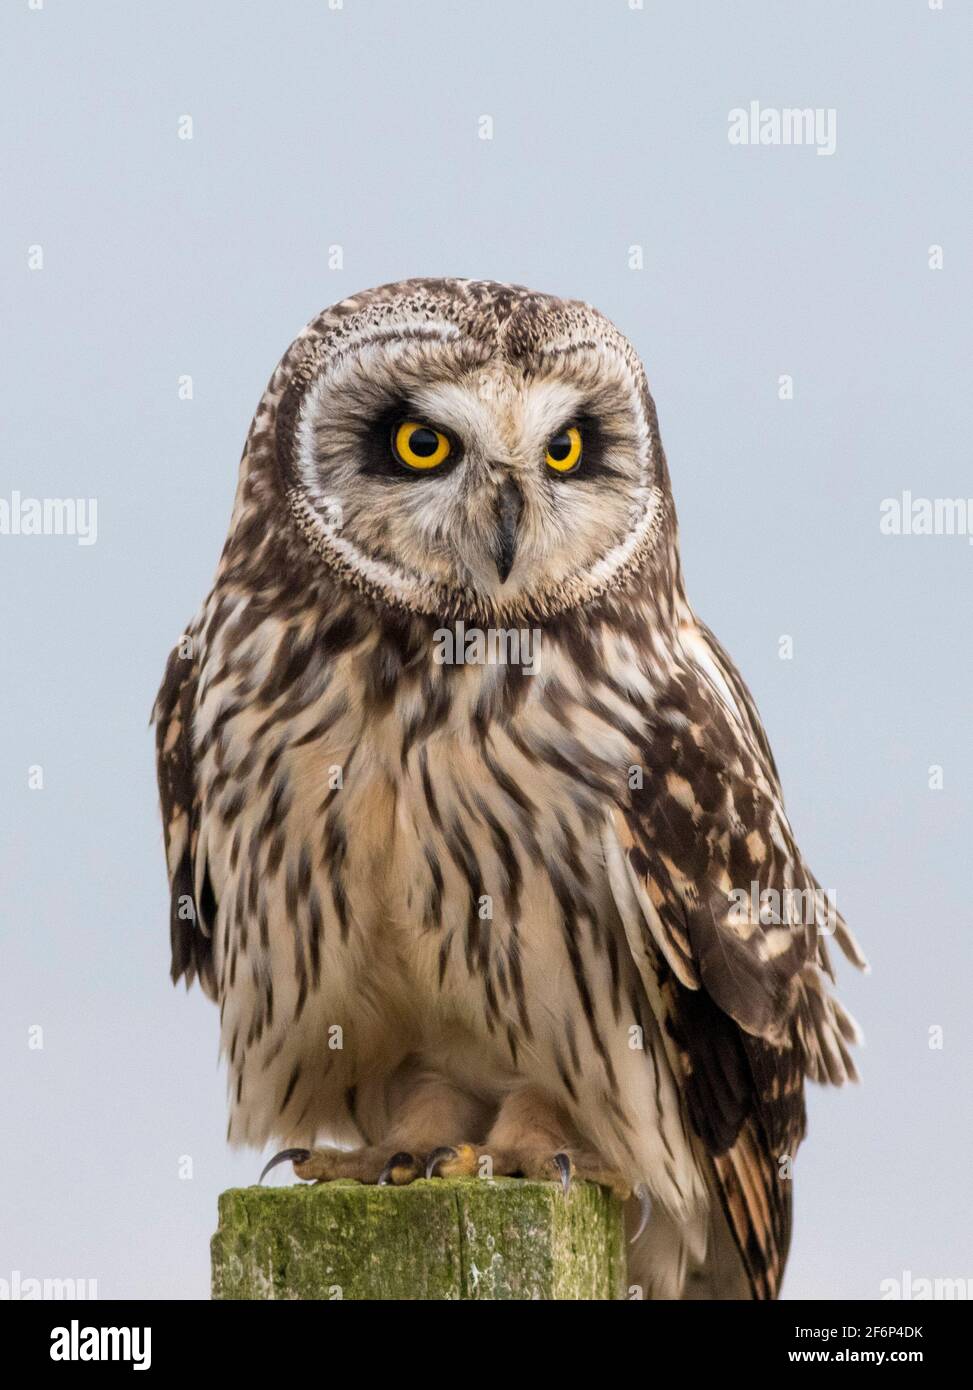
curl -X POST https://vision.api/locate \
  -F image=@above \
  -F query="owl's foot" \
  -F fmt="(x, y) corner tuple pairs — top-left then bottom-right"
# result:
(424, 1142), (572, 1192)
(259, 1146), (423, 1187)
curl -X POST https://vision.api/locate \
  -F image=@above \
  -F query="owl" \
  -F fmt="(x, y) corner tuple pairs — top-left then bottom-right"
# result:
(154, 278), (865, 1299)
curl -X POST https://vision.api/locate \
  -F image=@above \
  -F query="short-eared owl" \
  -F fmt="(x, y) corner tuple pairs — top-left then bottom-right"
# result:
(154, 278), (865, 1299)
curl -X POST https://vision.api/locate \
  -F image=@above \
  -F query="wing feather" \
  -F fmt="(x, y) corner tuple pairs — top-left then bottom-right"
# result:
(152, 637), (216, 998)
(607, 617), (865, 1297)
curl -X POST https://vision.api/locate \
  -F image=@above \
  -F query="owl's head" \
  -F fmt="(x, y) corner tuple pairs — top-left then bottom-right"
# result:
(242, 279), (676, 621)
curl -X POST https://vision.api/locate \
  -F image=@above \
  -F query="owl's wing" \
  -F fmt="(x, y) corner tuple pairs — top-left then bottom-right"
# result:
(606, 618), (866, 1298)
(152, 637), (217, 999)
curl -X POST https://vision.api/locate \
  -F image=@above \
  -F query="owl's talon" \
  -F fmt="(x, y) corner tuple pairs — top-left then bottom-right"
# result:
(425, 1146), (456, 1179)
(425, 1142), (479, 1179)
(259, 1148), (311, 1184)
(631, 1184), (652, 1243)
(378, 1152), (422, 1186)
(552, 1152), (573, 1195)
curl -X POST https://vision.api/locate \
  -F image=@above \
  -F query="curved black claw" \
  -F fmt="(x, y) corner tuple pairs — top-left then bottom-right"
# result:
(259, 1148), (311, 1185)
(630, 1184), (652, 1243)
(553, 1152), (572, 1196)
(378, 1152), (420, 1187)
(425, 1146), (457, 1179)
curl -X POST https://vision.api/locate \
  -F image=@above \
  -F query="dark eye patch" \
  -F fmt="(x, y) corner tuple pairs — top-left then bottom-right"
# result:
(359, 401), (462, 480)
(545, 412), (618, 482)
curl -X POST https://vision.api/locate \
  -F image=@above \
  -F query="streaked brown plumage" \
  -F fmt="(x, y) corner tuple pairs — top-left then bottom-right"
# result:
(154, 278), (865, 1298)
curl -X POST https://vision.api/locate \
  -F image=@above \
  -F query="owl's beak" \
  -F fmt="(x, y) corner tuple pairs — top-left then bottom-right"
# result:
(492, 479), (523, 584)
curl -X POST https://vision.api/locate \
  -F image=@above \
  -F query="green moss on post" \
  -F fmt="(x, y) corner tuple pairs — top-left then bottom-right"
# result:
(212, 1178), (625, 1301)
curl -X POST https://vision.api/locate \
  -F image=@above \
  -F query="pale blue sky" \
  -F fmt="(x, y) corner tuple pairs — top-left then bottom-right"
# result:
(1, 0), (970, 1299)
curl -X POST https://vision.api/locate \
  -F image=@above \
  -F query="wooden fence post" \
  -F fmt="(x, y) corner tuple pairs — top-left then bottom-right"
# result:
(212, 1177), (626, 1300)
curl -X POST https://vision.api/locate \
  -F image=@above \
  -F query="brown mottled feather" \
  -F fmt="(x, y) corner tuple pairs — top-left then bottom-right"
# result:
(153, 642), (215, 998)
(614, 633), (863, 1297)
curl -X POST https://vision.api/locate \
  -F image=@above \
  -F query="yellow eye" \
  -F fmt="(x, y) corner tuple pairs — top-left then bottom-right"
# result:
(393, 420), (451, 470)
(545, 425), (582, 473)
